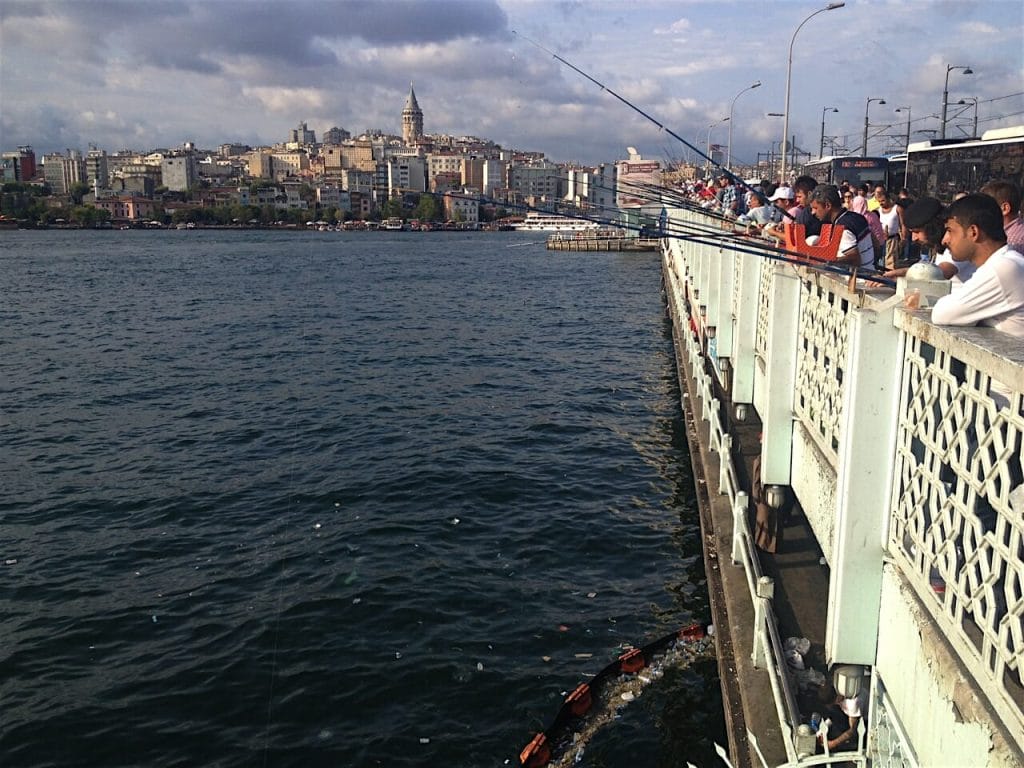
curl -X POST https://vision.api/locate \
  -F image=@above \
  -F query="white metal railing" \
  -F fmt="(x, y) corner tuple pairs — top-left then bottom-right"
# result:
(888, 313), (1024, 748)
(663, 202), (1024, 763)
(663, 236), (856, 767)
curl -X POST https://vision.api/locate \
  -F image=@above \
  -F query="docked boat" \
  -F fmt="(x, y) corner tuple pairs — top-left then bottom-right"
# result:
(383, 217), (404, 231)
(510, 212), (602, 232)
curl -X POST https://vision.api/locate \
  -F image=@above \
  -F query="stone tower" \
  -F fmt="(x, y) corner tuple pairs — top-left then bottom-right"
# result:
(402, 83), (423, 145)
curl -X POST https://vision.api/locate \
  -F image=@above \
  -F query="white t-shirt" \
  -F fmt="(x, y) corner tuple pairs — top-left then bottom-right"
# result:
(931, 246), (1024, 338)
(834, 211), (874, 269)
(935, 247), (978, 292)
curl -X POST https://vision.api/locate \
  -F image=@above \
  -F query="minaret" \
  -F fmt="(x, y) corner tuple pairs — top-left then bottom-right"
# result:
(402, 83), (423, 145)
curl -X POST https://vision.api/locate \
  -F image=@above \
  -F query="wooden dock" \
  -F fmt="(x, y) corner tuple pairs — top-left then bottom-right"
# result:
(546, 235), (660, 252)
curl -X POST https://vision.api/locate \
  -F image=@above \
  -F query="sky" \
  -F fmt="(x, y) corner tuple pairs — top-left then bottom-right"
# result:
(2, 0), (1022, 168)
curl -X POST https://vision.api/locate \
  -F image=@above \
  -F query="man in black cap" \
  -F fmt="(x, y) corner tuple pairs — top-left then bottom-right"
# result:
(884, 196), (977, 288)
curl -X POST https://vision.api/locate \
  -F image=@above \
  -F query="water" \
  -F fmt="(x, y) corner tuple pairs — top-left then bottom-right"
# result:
(0, 230), (725, 767)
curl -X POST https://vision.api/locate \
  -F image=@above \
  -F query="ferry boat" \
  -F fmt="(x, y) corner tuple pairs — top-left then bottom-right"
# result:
(510, 212), (602, 232)
(383, 217), (404, 231)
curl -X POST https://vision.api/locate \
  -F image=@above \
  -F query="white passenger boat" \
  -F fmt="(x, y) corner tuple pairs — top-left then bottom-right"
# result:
(510, 212), (602, 232)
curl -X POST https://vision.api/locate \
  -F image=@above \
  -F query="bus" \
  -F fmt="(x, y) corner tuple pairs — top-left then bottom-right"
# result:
(800, 156), (890, 190)
(903, 126), (1024, 202)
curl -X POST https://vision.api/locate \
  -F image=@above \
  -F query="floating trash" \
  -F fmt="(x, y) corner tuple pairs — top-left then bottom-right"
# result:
(477, 662), (484, 672)
(419, 737), (430, 744)
(517, 623), (714, 768)
(314, 523), (322, 530)
(450, 517), (460, 525)
(586, 592), (597, 599)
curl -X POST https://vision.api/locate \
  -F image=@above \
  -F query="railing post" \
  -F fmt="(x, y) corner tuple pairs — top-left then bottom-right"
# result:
(753, 576), (774, 668)
(730, 252), (761, 406)
(719, 434), (733, 494)
(826, 307), (904, 665)
(761, 267), (801, 485)
(732, 491), (749, 566)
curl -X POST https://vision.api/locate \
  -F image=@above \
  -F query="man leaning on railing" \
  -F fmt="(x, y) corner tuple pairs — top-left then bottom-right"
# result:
(930, 193), (1024, 339)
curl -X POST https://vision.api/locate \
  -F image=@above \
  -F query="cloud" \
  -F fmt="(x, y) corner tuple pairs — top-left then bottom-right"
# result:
(654, 18), (691, 35)
(242, 87), (327, 114)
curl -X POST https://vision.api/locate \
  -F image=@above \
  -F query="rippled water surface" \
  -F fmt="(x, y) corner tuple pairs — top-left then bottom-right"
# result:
(1, 230), (724, 767)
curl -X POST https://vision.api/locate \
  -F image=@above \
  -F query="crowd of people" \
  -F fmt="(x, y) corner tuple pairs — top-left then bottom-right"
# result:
(677, 173), (1024, 342)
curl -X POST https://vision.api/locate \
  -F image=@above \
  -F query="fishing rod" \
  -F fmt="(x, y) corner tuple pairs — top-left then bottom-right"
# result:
(437, 188), (897, 287)
(513, 31), (792, 218)
(513, 174), (895, 283)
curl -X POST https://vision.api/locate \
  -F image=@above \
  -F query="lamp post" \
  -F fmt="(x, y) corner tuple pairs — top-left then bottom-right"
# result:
(862, 97), (886, 155)
(894, 106), (911, 151)
(706, 117), (729, 176)
(727, 80), (761, 170)
(940, 64), (973, 138)
(781, 2), (845, 182)
(820, 106), (838, 158)
(957, 97), (979, 137)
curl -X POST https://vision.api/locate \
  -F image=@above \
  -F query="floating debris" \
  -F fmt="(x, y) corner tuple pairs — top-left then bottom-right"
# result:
(450, 517), (460, 525)
(419, 737), (430, 744)
(586, 592), (597, 598)
(517, 623), (715, 768)
(314, 523), (322, 530)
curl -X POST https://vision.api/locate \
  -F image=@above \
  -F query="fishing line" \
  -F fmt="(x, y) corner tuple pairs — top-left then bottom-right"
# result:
(438, 185), (896, 287)
(511, 31), (788, 218)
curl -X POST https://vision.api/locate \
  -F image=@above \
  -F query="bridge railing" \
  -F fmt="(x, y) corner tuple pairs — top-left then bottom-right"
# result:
(662, 204), (1024, 763)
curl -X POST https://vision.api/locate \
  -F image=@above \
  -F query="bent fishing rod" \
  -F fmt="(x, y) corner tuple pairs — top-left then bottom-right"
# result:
(513, 32), (791, 218)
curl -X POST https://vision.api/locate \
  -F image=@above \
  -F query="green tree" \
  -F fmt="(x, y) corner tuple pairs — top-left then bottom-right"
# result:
(68, 182), (91, 206)
(381, 197), (403, 219)
(412, 194), (439, 222)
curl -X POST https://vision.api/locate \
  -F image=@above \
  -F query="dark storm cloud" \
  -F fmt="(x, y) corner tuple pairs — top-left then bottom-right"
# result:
(27, 0), (509, 74)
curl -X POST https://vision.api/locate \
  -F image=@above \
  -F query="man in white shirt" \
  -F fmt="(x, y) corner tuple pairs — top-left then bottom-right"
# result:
(931, 193), (1024, 338)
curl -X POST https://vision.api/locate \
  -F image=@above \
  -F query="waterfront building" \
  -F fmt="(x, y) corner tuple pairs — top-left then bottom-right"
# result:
(481, 158), (506, 197)
(401, 84), (424, 145)
(92, 194), (157, 222)
(1, 146), (37, 181)
(443, 187), (480, 223)
(322, 126), (351, 145)
(245, 150), (273, 180)
(114, 163), (161, 198)
(161, 155), (198, 192)
(268, 150), (309, 180)
(42, 150), (86, 195)
(508, 160), (563, 205)
(289, 121), (316, 147)
(85, 148), (109, 189)
(460, 157), (485, 193)
(218, 143), (251, 158)
(615, 150), (661, 208)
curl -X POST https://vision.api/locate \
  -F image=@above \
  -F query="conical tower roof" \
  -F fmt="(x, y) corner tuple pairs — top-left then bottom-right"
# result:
(403, 84), (421, 113)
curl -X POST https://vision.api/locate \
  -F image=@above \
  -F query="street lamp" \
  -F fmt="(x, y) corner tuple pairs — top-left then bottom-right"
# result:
(727, 80), (761, 169)
(894, 106), (911, 151)
(957, 97), (979, 137)
(781, 2), (845, 182)
(706, 117), (730, 176)
(820, 106), (838, 158)
(862, 97), (886, 155)
(940, 64), (973, 138)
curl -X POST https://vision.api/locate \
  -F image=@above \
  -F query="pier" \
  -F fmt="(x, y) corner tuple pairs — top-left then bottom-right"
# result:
(663, 206), (1024, 768)
(546, 233), (660, 251)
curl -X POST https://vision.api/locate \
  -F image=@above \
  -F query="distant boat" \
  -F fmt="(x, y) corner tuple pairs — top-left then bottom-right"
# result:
(510, 212), (601, 232)
(383, 217), (404, 231)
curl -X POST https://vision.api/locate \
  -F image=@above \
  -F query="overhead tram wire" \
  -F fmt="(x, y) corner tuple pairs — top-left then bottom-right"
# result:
(511, 30), (795, 220)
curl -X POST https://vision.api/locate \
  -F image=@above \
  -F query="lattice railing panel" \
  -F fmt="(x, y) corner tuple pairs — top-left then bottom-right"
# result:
(889, 334), (1024, 740)
(755, 259), (772, 363)
(793, 278), (850, 465)
(869, 676), (919, 768)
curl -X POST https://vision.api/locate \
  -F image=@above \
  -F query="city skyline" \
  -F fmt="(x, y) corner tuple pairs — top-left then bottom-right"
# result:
(2, 0), (1023, 166)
